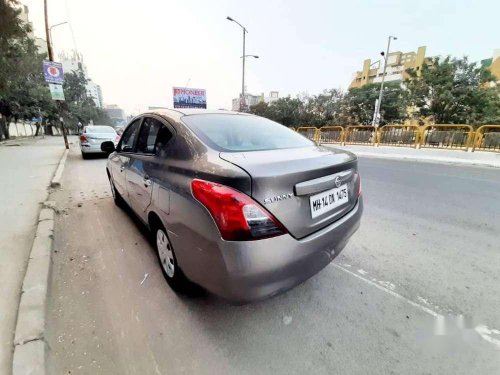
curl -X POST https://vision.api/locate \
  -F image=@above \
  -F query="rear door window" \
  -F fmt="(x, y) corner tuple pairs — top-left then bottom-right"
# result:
(136, 117), (173, 155)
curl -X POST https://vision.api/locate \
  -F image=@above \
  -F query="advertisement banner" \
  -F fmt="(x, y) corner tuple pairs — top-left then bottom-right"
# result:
(48, 83), (65, 101)
(43, 61), (64, 84)
(173, 87), (206, 109)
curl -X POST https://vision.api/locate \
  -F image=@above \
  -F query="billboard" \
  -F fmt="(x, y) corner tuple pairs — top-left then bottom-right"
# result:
(43, 61), (64, 84)
(173, 87), (206, 109)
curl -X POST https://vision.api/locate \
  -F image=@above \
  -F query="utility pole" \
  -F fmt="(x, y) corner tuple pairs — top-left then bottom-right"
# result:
(242, 27), (246, 111)
(227, 17), (258, 112)
(372, 35), (397, 127)
(44, 0), (69, 149)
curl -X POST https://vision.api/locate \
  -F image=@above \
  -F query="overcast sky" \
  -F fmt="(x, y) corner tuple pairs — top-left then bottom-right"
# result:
(22, 0), (499, 114)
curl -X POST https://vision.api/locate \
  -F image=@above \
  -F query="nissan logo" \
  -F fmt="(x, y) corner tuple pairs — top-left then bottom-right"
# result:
(334, 176), (342, 188)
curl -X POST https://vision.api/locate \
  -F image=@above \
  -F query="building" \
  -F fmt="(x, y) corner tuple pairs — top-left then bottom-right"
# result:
(59, 51), (104, 108)
(481, 49), (500, 87)
(104, 104), (126, 126)
(18, 4), (48, 55)
(86, 80), (103, 108)
(349, 46), (427, 89)
(231, 91), (280, 111)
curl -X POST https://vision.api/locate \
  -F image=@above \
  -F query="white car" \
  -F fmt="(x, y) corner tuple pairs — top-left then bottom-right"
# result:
(79, 125), (119, 159)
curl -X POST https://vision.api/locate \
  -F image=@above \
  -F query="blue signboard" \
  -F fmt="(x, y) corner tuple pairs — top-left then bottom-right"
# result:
(42, 61), (64, 84)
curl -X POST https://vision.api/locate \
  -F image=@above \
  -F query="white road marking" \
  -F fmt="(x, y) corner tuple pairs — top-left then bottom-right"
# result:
(332, 263), (500, 350)
(333, 263), (439, 317)
(357, 269), (368, 275)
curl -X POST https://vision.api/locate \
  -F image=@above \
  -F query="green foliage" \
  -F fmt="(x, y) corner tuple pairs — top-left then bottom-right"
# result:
(405, 56), (500, 125)
(250, 84), (406, 127)
(61, 71), (112, 132)
(343, 82), (406, 125)
(0, 0), (111, 139)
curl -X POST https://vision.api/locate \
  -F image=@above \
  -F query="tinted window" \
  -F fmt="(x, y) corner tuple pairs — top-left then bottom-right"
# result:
(137, 117), (163, 154)
(119, 119), (140, 152)
(182, 114), (313, 152)
(86, 126), (116, 134)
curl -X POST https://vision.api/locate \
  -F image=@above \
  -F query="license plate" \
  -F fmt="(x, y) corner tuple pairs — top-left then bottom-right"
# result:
(309, 185), (349, 219)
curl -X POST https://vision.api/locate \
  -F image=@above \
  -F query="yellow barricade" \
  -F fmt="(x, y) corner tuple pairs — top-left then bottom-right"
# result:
(472, 125), (500, 152)
(319, 126), (344, 144)
(378, 125), (420, 148)
(344, 126), (376, 145)
(297, 126), (320, 142)
(420, 124), (474, 150)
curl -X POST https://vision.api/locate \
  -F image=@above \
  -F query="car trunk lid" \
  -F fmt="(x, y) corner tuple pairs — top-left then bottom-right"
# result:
(220, 146), (360, 239)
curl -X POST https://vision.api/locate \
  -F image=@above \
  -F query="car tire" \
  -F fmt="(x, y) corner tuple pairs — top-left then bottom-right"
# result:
(108, 175), (125, 208)
(153, 223), (191, 293)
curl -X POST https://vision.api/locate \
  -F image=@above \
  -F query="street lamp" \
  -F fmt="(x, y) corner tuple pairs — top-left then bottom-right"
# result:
(49, 21), (68, 49)
(227, 16), (258, 112)
(372, 35), (397, 127)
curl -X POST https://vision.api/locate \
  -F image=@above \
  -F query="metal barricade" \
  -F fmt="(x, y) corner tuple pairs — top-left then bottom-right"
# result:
(420, 124), (474, 150)
(472, 125), (500, 152)
(319, 126), (344, 144)
(378, 125), (419, 148)
(297, 126), (319, 142)
(344, 126), (376, 145)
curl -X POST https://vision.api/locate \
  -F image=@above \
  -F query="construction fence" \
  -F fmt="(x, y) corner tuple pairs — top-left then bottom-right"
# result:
(296, 124), (500, 152)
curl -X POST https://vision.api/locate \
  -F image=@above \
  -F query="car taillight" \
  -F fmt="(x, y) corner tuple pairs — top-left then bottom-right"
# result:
(191, 179), (287, 241)
(80, 134), (87, 142)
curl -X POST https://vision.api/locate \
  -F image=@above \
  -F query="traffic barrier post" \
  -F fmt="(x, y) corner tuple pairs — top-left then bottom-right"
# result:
(472, 125), (500, 152)
(420, 124), (474, 150)
(319, 126), (344, 145)
(344, 126), (376, 146)
(378, 125), (420, 148)
(297, 126), (320, 142)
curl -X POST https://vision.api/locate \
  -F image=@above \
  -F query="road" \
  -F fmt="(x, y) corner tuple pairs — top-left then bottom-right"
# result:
(0, 137), (63, 374)
(46, 144), (500, 374)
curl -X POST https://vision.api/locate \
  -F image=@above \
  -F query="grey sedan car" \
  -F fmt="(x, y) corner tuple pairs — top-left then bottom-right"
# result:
(103, 109), (362, 303)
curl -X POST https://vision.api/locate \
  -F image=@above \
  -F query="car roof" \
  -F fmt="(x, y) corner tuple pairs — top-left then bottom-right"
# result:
(141, 108), (252, 122)
(85, 125), (114, 128)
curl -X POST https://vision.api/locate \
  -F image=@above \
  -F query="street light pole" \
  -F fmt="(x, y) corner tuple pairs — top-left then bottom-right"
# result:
(49, 22), (68, 49)
(227, 16), (255, 112)
(43, 0), (69, 149)
(242, 26), (246, 111)
(372, 35), (397, 127)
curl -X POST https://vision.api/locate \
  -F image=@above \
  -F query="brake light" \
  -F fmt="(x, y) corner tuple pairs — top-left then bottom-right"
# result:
(80, 134), (87, 142)
(191, 179), (286, 241)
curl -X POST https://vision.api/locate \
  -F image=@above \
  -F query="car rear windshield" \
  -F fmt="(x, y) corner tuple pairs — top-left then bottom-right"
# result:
(86, 126), (116, 134)
(182, 114), (314, 152)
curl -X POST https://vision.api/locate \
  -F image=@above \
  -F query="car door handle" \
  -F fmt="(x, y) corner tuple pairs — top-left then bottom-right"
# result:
(120, 165), (125, 172)
(143, 177), (152, 187)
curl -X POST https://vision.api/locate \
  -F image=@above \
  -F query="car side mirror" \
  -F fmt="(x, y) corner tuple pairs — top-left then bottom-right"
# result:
(101, 141), (116, 153)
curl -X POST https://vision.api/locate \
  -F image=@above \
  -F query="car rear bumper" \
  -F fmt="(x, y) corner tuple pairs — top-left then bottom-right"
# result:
(204, 197), (363, 303)
(80, 142), (110, 153)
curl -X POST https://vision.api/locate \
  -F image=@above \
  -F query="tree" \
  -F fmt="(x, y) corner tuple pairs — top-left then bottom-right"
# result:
(302, 89), (346, 126)
(342, 82), (406, 125)
(0, 0), (55, 139)
(405, 56), (499, 125)
(263, 97), (304, 127)
(249, 101), (268, 117)
(62, 70), (111, 132)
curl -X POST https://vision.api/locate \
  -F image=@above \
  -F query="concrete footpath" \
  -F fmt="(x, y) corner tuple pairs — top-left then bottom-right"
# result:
(0, 137), (65, 374)
(323, 144), (500, 168)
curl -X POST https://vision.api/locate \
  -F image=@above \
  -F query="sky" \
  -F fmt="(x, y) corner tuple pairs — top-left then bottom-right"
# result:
(22, 0), (500, 114)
